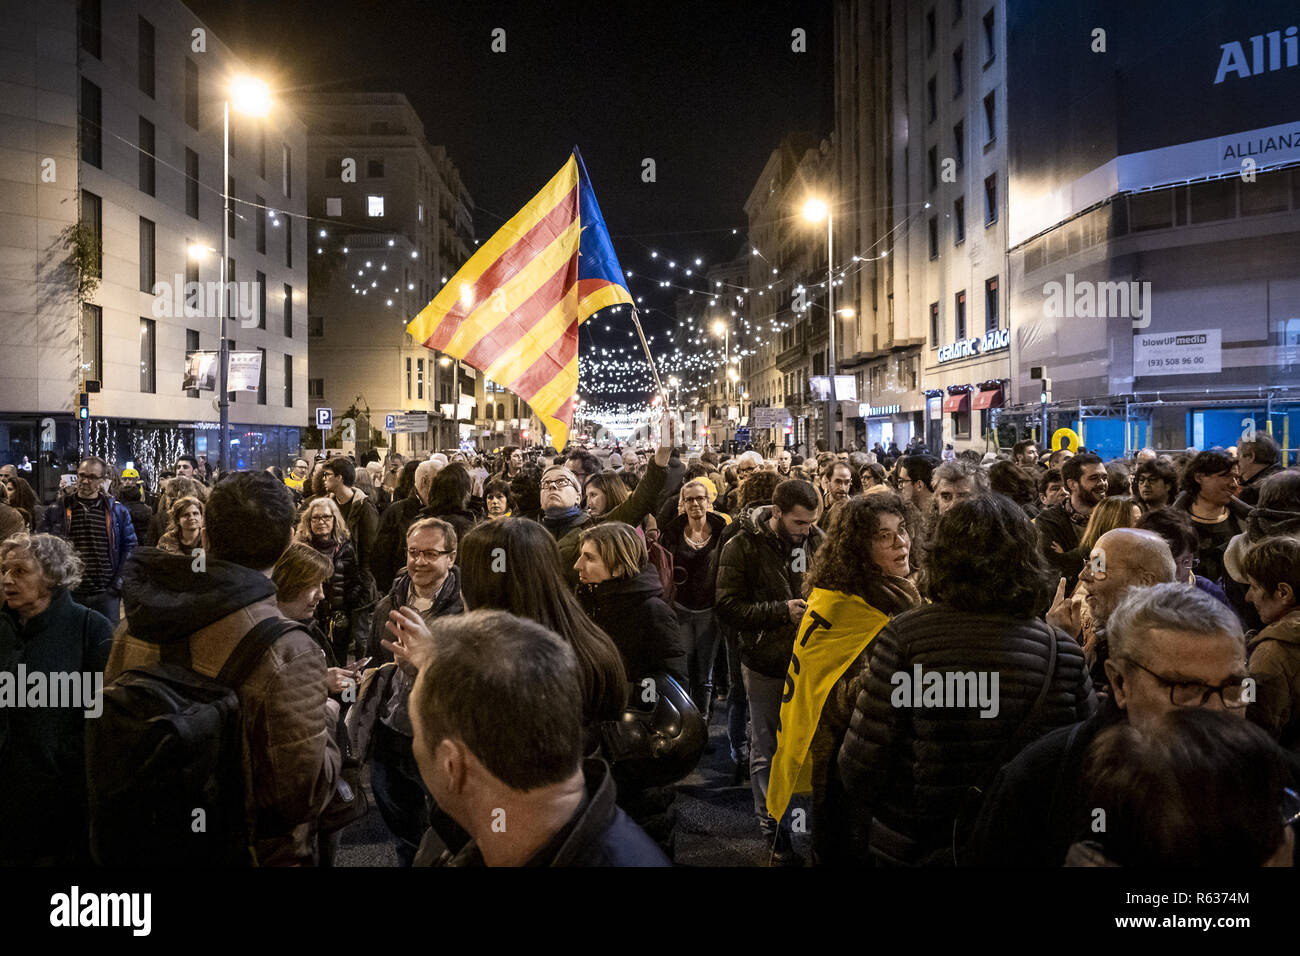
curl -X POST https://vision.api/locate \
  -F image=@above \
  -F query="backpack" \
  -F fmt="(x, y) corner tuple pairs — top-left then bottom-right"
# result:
(646, 539), (676, 605)
(86, 615), (301, 866)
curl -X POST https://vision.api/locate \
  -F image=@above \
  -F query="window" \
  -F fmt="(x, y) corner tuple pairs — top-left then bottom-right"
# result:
(255, 271), (266, 329)
(139, 318), (156, 393)
(928, 216), (939, 259)
(138, 117), (155, 195)
(285, 219), (292, 268)
(228, 177), (236, 238)
(406, 357), (412, 399)
(80, 78), (101, 167)
(983, 91), (996, 144)
(927, 76), (937, 122)
(418, 202), (424, 223)
(257, 127), (266, 181)
(282, 144), (292, 197)
(953, 196), (966, 244)
(308, 378), (324, 400)
(79, 0), (101, 56)
(308, 314), (323, 337)
(284, 354), (293, 407)
(84, 304), (103, 384)
(283, 284), (293, 337)
(1241, 169), (1291, 215)
(953, 120), (964, 170)
(930, 301), (940, 344)
(1131, 190), (1174, 232)
(1189, 179), (1236, 224)
(952, 45), (964, 97)
(82, 190), (102, 276)
(983, 8), (996, 64)
(256, 195), (266, 253)
(326, 197), (342, 217)
(953, 410), (971, 439)
(955, 290), (967, 339)
(985, 276), (999, 332)
(257, 348), (267, 405)
(417, 358), (425, 400)
(984, 173), (998, 224)
(368, 158), (385, 178)
(139, 218), (155, 293)
(186, 240), (199, 288)
(928, 146), (938, 191)
(926, 8), (936, 55)
(186, 149), (199, 219)
(185, 59), (199, 130)
(186, 329), (200, 398)
(138, 15), (155, 96)
(368, 195), (385, 217)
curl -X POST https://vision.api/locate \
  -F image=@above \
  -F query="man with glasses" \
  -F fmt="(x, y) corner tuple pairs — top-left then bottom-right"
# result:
(1133, 457), (1177, 511)
(285, 458), (310, 494)
(363, 517), (464, 866)
(973, 582), (1251, 866)
(894, 455), (937, 514)
(38, 456), (137, 626)
(1048, 528), (1177, 691)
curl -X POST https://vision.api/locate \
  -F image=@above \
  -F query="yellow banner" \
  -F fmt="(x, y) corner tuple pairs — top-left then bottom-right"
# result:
(766, 588), (889, 823)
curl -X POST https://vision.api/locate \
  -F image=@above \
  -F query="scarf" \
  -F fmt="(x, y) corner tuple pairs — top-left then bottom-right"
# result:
(541, 506), (583, 533)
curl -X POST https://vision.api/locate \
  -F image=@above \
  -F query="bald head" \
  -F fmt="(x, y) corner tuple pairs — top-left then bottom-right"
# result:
(1080, 528), (1177, 628)
(415, 460), (441, 504)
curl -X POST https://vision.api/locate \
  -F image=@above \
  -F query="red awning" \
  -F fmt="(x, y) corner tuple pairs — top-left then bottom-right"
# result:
(942, 392), (970, 412)
(971, 387), (1003, 410)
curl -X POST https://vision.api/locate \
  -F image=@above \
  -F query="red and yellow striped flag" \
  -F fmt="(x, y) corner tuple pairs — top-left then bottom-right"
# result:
(406, 151), (632, 449)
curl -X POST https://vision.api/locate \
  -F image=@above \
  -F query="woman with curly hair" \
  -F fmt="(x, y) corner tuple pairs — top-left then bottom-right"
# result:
(156, 495), (209, 556)
(800, 493), (923, 866)
(838, 493), (1095, 866)
(294, 496), (365, 666)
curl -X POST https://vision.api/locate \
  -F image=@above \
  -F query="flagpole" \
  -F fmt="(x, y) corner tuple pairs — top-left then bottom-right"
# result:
(628, 305), (668, 406)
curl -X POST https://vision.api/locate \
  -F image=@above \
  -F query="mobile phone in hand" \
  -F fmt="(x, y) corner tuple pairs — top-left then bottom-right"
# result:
(349, 656), (373, 672)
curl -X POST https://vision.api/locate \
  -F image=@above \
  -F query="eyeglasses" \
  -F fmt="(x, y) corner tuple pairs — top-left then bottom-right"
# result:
(683, 495), (709, 504)
(75, 472), (103, 482)
(310, 515), (334, 523)
(1117, 656), (1250, 709)
(407, 547), (453, 561)
(1135, 475), (1164, 485)
(540, 479), (575, 491)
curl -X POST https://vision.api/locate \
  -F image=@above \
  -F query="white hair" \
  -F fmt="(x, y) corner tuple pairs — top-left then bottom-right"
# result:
(430, 453), (449, 468)
(415, 460), (440, 501)
(737, 451), (764, 467)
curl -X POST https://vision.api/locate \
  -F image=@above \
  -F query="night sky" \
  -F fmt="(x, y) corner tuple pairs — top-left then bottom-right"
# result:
(186, 0), (834, 402)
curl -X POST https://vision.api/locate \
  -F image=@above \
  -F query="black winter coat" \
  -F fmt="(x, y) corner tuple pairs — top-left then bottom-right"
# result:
(311, 538), (365, 631)
(0, 589), (114, 865)
(713, 507), (824, 679)
(371, 496), (424, 595)
(659, 511), (727, 610)
(837, 603), (1096, 866)
(1034, 502), (1087, 587)
(366, 568), (465, 666)
(577, 564), (687, 687)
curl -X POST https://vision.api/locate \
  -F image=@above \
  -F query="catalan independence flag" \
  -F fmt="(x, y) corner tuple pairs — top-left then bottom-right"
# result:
(406, 150), (633, 450)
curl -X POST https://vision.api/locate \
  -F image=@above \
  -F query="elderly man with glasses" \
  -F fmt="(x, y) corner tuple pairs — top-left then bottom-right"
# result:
(972, 582), (1264, 866)
(37, 456), (137, 626)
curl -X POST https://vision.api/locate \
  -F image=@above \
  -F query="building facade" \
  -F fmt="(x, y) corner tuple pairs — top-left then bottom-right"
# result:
(1, 0), (310, 496)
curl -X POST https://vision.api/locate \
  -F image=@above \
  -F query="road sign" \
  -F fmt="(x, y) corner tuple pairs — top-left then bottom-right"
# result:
(316, 407), (333, 429)
(385, 414), (397, 432)
(393, 412), (429, 433)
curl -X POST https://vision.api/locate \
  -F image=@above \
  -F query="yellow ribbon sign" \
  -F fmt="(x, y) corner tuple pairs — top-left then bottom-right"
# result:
(1051, 427), (1081, 452)
(766, 588), (889, 824)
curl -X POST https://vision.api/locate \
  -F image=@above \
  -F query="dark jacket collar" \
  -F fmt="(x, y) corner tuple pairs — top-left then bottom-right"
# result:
(120, 547), (276, 644)
(2, 587), (75, 636)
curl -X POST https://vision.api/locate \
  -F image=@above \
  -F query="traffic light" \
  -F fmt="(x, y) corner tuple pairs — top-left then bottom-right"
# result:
(78, 392), (89, 420)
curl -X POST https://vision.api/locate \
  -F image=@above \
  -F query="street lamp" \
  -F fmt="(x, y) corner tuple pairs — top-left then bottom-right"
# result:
(218, 75), (272, 474)
(802, 196), (837, 451)
(712, 320), (731, 447)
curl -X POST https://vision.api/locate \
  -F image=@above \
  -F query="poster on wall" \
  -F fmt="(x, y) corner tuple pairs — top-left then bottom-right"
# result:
(182, 351), (218, 391)
(227, 351), (263, 392)
(1133, 329), (1222, 378)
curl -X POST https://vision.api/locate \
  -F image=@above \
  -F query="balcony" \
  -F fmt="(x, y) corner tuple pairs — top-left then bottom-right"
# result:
(776, 340), (808, 371)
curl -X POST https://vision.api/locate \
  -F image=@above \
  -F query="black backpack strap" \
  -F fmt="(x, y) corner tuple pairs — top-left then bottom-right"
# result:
(216, 616), (302, 689)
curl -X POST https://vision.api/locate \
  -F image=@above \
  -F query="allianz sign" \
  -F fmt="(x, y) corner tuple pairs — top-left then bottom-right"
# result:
(937, 327), (1010, 364)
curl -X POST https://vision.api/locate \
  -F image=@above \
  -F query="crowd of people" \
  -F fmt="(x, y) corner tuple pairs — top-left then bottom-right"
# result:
(2, 423), (1299, 868)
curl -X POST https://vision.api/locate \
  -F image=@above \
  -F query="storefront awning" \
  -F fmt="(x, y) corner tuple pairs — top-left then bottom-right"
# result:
(942, 392), (970, 413)
(971, 387), (1003, 410)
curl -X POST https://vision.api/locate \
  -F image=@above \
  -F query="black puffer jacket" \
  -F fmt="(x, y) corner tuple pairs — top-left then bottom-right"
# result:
(576, 564), (687, 687)
(713, 506), (824, 679)
(371, 496), (424, 595)
(837, 603), (1095, 866)
(310, 538), (365, 632)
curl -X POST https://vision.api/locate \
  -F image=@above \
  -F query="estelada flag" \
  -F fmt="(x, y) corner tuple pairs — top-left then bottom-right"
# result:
(766, 587), (890, 824)
(406, 149), (632, 450)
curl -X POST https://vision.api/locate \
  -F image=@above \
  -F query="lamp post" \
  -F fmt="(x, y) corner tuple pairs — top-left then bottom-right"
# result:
(802, 197), (836, 451)
(712, 320), (729, 448)
(218, 77), (272, 474)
